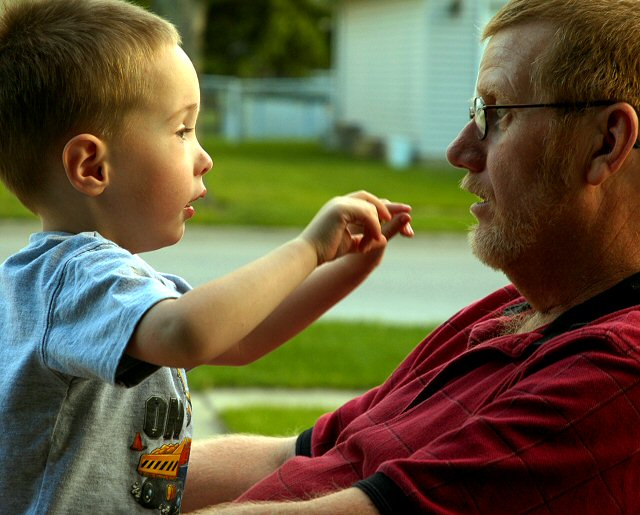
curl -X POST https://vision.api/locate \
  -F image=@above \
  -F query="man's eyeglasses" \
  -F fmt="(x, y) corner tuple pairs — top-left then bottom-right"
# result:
(469, 96), (640, 148)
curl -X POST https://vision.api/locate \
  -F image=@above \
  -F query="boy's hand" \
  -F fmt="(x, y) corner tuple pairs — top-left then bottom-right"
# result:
(344, 198), (414, 271)
(300, 191), (412, 265)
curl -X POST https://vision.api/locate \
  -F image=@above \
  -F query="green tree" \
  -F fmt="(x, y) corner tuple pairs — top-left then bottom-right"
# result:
(128, 0), (207, 71)
(203, 0), (331, 77)
(149, 0), (208, 70)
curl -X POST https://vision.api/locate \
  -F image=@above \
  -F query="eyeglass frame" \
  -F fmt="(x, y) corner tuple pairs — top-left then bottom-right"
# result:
(469, 96), (640, 148)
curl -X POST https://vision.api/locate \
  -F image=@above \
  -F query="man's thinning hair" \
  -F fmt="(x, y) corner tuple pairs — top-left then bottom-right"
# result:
(0, 0), (180, 207)
(484, 0), (640, 111)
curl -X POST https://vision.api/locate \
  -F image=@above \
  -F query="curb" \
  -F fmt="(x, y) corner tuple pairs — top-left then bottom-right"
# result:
(190, 388), (364, 439)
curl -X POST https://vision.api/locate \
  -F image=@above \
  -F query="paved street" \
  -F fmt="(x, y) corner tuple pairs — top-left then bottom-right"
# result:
(1, 219), (509, 437)
(142, 225), (509, 326)
(0, 220), (508, 326)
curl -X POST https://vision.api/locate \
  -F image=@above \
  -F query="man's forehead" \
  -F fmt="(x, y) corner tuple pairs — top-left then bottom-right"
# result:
(476, 64), (525, 102)
(476, 22), (555, 101)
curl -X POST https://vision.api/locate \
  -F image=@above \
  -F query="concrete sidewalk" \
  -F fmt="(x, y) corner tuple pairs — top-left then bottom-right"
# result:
(190, 388), (365, 439)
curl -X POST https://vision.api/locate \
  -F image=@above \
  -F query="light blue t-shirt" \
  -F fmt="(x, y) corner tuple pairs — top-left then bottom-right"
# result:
(0, 232), (194, 514)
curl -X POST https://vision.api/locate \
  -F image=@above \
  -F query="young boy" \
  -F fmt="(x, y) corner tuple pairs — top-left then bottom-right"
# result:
(0, 0), (412, 513)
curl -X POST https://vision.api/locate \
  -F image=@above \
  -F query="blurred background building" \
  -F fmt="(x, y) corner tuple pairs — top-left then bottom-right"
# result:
(333, 0), (507, 163)
(145, 0), (508, 165)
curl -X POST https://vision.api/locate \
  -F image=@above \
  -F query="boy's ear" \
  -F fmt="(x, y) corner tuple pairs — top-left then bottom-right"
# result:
(62, 134), (109, 197)
(587, 102), (639, 185)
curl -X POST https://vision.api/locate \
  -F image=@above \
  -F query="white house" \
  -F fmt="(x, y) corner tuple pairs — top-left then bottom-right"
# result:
(333, 0), (507, 162)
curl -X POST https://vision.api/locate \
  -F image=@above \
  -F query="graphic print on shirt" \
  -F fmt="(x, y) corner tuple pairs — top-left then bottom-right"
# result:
(131, 370), (192, 514)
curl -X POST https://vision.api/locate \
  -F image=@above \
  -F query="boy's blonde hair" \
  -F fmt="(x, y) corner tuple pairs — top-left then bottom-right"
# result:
(0, 0), (180, 207)
(484, 0), (640, 111)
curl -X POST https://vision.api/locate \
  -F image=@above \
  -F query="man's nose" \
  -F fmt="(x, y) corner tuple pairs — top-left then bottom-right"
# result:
(446, 121), (485, 174)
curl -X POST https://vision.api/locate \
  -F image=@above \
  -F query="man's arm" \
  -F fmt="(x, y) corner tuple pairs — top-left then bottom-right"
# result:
(181, 435), (297, 512)
(189, 488), (378, 515)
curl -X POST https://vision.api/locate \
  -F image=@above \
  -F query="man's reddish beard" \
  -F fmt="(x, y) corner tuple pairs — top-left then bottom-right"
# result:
(461, 124), (575, 271)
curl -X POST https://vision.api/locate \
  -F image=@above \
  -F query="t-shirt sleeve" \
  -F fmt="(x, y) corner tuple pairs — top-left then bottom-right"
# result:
(43, 244), (187, 384)
(113, 354), (162, 387)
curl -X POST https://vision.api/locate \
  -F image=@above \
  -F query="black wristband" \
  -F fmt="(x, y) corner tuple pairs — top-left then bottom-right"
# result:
(295, 427), (313, 457)
(355, 472), (415, 515)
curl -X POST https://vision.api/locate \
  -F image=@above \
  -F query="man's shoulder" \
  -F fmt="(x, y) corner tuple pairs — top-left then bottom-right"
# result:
(574, 305), (640, 357)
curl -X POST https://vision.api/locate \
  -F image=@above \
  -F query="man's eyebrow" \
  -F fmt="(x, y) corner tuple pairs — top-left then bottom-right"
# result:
(477, 84), (515, 103)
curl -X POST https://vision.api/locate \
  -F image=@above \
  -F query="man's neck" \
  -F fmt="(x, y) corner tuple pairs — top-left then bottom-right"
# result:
(501, 311), (558, 336)
(504, 250), (640, 323)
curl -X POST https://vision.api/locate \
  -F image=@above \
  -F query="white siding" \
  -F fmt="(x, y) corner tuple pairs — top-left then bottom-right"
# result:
(335, 0), (428, 147)
(334, 0), (509, 160)
(421, 0), (485, 158)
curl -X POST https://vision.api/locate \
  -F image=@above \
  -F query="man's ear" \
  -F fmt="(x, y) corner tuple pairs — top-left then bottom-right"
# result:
(587, 102), (639, 185)
(62, 134), (109, 197)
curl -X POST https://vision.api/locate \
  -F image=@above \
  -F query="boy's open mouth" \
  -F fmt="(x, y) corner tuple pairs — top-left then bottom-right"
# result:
(186, 188), (207, 208)
(184, 189), (207, 219)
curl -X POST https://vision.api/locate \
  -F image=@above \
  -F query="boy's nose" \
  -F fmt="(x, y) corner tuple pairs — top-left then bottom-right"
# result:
(197, 149), (213, 176)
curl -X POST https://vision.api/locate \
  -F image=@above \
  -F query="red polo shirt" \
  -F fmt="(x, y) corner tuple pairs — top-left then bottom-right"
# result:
(239, 281), (640, 513)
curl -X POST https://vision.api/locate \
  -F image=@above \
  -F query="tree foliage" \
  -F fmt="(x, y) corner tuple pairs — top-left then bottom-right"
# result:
(129, 0), (331, 77)
(203, 0), (331, 77)
(149, 0), (208, 69)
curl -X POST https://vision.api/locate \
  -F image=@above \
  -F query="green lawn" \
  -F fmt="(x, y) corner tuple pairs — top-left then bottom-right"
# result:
(187, 320), (432, 390)
(189, 320), (435, 436)
(197, 139), (474, 232)
(0, 139), (474, 231)
(0, 185), (32, 219)
(219, 405), (331, 437)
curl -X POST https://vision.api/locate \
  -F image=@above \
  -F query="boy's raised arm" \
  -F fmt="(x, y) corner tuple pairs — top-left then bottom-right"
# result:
(126, 192), (399, 369)
(211, 204), (412, 365)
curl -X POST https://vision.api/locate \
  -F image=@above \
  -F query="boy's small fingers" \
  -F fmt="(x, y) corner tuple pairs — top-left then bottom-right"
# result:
(385, 202), (413, 215)
(382, 213), (414, 239)
(359, 232), (387, 253)
(401, 221), (415, 237)
(347, 191), (393, 222)
(398, 213), (414, 237)
(339, 200), (381, 242)
(381, 217), (401, 238)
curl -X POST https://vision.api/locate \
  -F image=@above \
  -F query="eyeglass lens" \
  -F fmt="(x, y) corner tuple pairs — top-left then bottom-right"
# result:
(471, 97), (486, 139)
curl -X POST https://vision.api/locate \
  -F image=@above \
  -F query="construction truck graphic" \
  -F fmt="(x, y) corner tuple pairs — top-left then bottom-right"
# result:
(131, 437), (191, 514)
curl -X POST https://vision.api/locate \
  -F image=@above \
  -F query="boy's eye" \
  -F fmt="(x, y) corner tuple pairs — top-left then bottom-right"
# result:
(177, 127), (194, 140)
